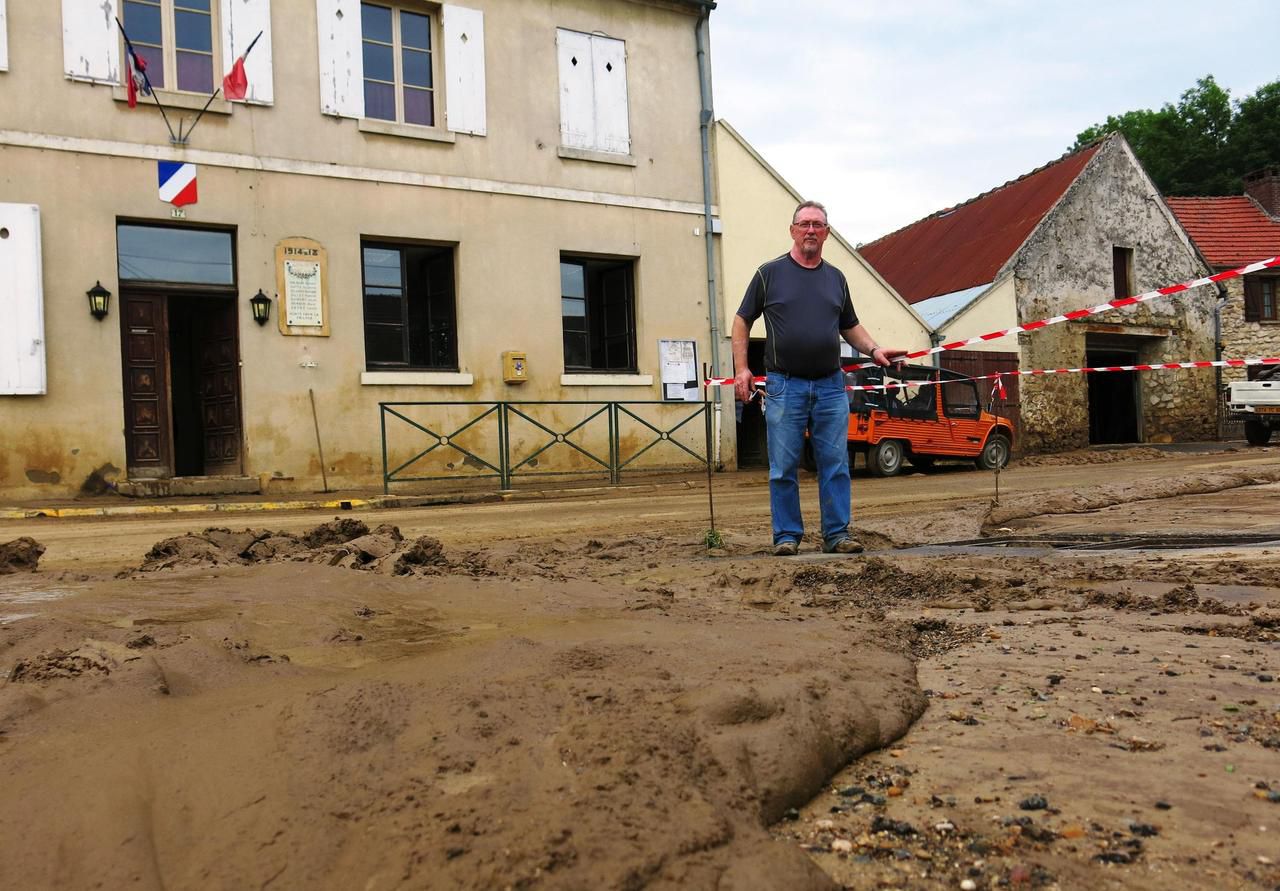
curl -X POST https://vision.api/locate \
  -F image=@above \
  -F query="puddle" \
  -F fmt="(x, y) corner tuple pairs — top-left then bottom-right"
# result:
(906, 533), (1280, 554)
(0, 613), (37, 625)
(1076, 579), (1279, 606)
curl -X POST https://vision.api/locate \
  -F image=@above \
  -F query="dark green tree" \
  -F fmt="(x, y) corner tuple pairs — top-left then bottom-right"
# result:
(1072, 75), (1280, 196)
(1233, 81), (1280, 176)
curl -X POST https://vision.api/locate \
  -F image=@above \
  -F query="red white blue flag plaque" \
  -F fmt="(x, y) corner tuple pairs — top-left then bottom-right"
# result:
(158, 161), (198, 207)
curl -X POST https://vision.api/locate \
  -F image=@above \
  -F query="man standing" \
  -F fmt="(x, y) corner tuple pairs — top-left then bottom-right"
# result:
(732, 201), (903, 556)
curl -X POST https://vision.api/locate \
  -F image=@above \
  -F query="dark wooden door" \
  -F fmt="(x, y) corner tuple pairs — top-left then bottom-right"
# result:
(940, 350), (1022, 449)
(199, 299), (242, 474)
(121, 294), (173, 478)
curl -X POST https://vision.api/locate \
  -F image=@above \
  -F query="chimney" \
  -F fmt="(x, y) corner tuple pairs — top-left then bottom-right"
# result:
(1244, 168), (1280, 217)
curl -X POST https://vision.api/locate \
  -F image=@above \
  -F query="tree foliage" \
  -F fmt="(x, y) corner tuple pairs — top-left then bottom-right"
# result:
(1072, 75), (1280, 196)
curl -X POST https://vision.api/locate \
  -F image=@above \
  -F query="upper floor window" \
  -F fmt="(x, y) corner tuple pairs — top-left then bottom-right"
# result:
(1112, 245), (1134, 299)
(561, 257), (637, 373)
(362, 240), (457, 370)
(361, 3), (435, 127)
(124, 0), (216, 93)
(556, 29), (630, 155)
(1245, 275), (1279, 323)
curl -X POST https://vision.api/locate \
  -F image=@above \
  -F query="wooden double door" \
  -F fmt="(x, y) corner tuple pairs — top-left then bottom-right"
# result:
(121, 292), (243, 479)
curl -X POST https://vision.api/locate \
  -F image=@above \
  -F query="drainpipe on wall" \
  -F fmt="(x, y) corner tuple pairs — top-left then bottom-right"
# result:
(694, 6), (723, 465)
(1214, 282), (1227, 432)
(695, 9), (719, 377)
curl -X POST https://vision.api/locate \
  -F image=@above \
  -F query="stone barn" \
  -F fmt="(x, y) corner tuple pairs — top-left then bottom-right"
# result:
(859, 134), (1216, 453)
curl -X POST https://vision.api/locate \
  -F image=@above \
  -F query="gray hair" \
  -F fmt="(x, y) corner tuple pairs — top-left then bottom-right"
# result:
(792, 200), (828, 224)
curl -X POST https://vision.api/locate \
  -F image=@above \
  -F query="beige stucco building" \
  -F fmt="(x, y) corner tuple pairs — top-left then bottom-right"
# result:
(0, 0), (726, 500)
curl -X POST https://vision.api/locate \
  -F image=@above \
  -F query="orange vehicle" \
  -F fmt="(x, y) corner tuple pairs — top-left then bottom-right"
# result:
(803, 364), (1014, 477)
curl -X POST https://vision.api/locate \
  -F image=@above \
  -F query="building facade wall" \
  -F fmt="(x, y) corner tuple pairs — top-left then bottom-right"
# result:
(1011, 138), (1216, 452)
(0, 0), (717, 499)
(938, 276), (1018, 353)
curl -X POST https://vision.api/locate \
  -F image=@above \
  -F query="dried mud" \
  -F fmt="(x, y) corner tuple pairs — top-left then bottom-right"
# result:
(2, 448), (1279, 889)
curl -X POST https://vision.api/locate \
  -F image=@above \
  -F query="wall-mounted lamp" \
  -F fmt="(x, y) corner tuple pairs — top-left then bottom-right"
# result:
(250, 289), (272, 326)
(87, 281), (111, 320)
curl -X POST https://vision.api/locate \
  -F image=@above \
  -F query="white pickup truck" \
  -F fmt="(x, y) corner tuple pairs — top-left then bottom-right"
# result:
(1229, 365), (1280, 445)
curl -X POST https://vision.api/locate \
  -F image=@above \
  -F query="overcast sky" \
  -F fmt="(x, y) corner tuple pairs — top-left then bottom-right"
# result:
(709, 1), (1278, 246)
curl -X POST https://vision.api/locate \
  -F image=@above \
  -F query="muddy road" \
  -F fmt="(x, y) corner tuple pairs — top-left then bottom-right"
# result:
(1, 446), (1278, 889)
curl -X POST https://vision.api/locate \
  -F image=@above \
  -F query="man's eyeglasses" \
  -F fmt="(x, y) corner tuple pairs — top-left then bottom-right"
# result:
(792, 221), (828, 230)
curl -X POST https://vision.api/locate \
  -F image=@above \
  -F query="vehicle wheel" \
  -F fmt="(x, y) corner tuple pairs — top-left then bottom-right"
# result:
(975, 433), (1011, 470)
(908, 454), (936, 472)
(1245, 419), (1273, 446)
(868, 439), (904, 477)
(802, 439), (817, 471)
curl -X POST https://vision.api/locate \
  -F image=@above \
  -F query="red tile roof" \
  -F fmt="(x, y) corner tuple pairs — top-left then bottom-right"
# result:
(1164, 196), (1280, 268)
(859, 143), (1103, 304)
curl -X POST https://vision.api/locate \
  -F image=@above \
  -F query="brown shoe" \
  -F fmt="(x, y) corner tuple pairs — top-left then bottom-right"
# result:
(824, 537), (864, 554)
(773, 540), (799, 557)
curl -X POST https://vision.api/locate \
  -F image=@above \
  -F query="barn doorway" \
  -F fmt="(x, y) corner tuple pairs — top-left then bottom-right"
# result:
(1085, 342), (1140, 444)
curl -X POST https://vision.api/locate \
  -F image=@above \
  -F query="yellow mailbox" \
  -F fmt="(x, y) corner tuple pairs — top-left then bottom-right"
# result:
(502, 350), (528, 384)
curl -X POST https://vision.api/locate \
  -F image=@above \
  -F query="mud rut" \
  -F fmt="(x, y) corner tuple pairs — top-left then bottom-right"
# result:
(1, 450), (1279, 890)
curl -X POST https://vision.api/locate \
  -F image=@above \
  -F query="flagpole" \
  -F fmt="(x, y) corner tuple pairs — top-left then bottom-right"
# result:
(115, 17), (177, 143)
(182, 30), (264, 144)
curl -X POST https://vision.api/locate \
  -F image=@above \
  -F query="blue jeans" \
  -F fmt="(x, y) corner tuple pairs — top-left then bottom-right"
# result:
(764, 370), (851, 548)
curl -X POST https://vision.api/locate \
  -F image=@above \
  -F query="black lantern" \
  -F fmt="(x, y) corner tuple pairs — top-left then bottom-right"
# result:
(86, 281), (111, 320)
(250, 289), (272, 326)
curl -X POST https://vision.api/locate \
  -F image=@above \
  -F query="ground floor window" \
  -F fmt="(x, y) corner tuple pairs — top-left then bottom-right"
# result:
(361, 241), (457, 370)
(560, 256), (637, 373)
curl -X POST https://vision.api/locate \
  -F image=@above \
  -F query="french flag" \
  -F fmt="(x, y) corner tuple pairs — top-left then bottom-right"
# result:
(158, 162), (198, 207)
(125, 42), (151, 108)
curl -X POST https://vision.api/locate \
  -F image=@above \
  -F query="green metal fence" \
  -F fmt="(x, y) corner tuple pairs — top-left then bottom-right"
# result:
(379, 400), (714, 492)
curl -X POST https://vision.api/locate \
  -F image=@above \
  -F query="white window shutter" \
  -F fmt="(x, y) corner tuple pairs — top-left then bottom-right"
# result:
(62, 0), (121, 84)
(442, 4), (485, 136)
(316, 0), (362, 117)
(0, 204), (46, 396)
(220, 0), (273, 104)
(556, 28), (594, 150)
(590, 35), (629, 155)
(0, 0), (9, 72)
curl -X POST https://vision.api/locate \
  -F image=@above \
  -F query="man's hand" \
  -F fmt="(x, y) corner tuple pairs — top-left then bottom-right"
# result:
(734, 368), (757, 403)
(870, 347), (909, 368)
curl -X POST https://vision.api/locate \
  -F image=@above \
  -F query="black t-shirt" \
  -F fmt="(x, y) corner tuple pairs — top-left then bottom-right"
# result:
(735, 253), (858, 379)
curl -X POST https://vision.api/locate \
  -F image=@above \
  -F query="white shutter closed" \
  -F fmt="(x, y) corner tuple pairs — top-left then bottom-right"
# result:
(316, 0), (362, 117)
(0, 0), (9, 72)
(0, 204), (46, 396)
(220, 0), (274, 104)
(63, 0), (121, 84)
(590, 35), (629, 155)
(556, 28), (594, 150)
(442, 4), (485, 136)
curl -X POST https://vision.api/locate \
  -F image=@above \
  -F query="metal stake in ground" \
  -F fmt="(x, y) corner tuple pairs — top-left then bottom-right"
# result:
(702, 363), (721, 550)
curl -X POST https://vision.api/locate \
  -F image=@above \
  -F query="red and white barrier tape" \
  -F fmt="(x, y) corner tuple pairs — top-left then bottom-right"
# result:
(707, 356), (1280, 392)
(854, 254), (1280, 369)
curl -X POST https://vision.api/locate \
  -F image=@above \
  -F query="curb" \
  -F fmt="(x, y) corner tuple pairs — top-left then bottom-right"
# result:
(0, 492), (502, 521)
(0, 479), (705, 521)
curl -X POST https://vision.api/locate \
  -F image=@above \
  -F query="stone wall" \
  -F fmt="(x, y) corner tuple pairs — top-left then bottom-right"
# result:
(1220, 275), (1280, 387)
(1010, 137), (1216, 452)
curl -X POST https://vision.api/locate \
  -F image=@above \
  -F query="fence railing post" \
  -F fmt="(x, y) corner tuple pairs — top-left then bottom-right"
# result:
(380, 404), (389, 495)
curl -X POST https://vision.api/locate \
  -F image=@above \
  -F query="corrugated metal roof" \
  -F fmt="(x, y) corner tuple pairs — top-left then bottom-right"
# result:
(913, 282), (993, 328)
(1165, 196), (1280, 268)
(859, 142), (1103, 304)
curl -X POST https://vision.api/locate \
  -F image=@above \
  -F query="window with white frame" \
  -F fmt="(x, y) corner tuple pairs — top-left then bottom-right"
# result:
(123, 0), (217, 94)
(556, 28), (630, 155)
(361, 2), (435, 127)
